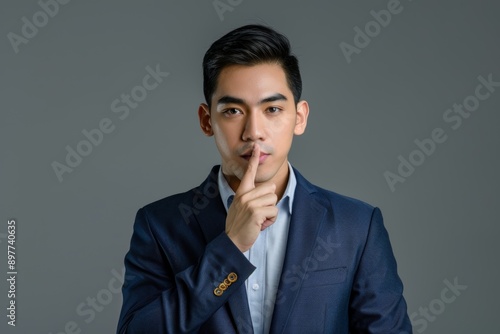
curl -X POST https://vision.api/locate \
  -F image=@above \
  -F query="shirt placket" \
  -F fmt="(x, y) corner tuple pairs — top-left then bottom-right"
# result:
(245, 228), (267, 333)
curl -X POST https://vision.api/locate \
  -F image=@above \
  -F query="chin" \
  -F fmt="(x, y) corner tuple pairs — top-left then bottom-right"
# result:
(255, 168), (275, 183)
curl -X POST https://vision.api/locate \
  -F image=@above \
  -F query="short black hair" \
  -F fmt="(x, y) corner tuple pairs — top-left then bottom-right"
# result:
(203, 24), (302, 108)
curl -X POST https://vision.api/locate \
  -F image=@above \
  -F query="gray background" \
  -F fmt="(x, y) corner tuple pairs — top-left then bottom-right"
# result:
(1, 0), (498, 333)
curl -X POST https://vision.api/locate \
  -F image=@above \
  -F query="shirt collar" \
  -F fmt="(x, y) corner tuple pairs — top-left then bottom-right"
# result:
(218, 162), (297, 214)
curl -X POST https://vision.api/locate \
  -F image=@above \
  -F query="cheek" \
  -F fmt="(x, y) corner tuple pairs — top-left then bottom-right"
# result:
(269, 118), (295, 144)
(213, 125), (238, 155)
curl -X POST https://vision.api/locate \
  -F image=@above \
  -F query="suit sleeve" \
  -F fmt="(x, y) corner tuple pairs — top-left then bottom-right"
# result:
(116, 208), (255, 334)
(348, 207), (413, 334)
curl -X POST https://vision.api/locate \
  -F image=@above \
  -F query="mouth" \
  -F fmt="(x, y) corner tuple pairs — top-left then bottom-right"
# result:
(240, 152), (270, 163)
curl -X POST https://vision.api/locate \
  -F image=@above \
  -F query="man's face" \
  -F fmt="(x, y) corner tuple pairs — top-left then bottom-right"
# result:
(198, 63), (309, 190)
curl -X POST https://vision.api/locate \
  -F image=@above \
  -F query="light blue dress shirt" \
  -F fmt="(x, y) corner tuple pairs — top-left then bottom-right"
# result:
(218, 163), (297, 334)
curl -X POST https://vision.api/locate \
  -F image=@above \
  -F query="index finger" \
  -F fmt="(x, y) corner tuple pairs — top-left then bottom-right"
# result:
(236, 144), (260, 194)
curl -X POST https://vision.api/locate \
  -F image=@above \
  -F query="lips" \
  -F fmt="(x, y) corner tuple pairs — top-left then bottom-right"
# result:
(240, 152), (270, 163)
(240, 148), (269, 158)
(239, 145), (271, 163)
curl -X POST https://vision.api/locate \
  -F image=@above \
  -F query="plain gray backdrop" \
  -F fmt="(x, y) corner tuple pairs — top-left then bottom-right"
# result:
(1, 0), (499, 333)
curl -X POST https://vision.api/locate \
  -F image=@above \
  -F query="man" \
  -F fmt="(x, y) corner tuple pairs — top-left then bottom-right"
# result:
(117, 24), (412, 333)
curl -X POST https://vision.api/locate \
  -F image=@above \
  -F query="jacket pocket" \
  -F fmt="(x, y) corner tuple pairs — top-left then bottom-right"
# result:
(301, 266), (347, 288)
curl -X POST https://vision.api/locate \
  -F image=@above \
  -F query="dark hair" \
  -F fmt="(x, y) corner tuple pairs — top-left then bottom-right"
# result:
(203, 24), (302, 108)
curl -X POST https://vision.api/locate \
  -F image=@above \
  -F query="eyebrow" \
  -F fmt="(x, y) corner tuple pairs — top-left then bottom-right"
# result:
(216, 93), (288, 107)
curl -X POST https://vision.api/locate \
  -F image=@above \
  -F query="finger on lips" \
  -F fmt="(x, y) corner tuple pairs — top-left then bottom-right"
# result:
(237, 144), (259, 194)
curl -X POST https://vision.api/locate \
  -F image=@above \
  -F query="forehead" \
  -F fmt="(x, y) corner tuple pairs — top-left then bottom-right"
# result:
(214, 63), (292, 103)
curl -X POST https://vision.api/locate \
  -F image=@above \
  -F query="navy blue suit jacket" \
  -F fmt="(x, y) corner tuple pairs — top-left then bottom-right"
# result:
(117, 165), (412, 333)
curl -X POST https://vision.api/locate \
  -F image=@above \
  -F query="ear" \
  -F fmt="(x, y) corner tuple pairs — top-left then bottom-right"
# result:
(294, 100), (309, 135)
(198, 103), (213, 136)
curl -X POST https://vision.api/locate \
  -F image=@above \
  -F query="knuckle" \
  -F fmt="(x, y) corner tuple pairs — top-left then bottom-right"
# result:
(248, 203), (257, 213)
(242, 201), (253, 212)
(239, 193), (250, 204)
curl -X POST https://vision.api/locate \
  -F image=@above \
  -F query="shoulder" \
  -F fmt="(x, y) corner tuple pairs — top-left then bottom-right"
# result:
(140, 165), (220, 216)
(292, 166), (378, 224)
(141, 189), (194, 217)
(133, 166), (222, 235)
(292, 166), (375, 210)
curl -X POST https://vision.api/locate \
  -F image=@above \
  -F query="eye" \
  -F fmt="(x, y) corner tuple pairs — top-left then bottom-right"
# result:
(267, 106), (281, 113)
(222, 108), (242, 116)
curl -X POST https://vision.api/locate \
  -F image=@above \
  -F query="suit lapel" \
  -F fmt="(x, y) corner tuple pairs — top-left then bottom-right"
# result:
(194, 165), (254, 333)
(270, 168), (328, 333)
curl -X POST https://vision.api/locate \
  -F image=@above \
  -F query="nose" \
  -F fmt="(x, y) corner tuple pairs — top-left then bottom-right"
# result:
(241, 112), (265, 142)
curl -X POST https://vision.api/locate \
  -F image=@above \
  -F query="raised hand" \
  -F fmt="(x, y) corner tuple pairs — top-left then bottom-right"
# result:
(225, 144), (278, 252)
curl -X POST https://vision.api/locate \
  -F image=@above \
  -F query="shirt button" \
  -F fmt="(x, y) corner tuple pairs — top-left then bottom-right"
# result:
(252, 283), (259, 290)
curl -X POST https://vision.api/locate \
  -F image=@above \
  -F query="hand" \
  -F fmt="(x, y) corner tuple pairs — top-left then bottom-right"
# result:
(225, 144), (278, 252)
